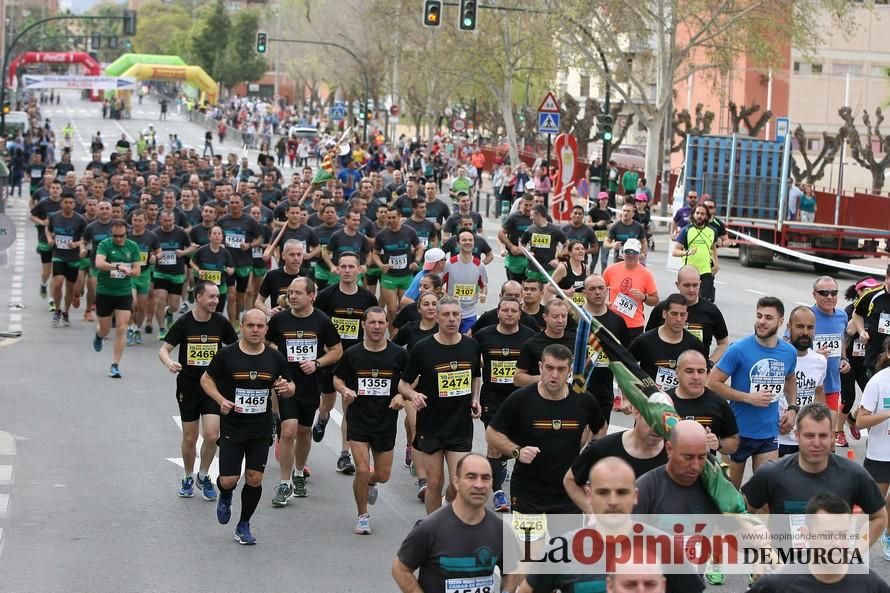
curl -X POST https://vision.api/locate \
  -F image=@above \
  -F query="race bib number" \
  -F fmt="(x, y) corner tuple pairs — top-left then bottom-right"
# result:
(595, 229), (608, 242)
(418, 236), (429, 249)
(233, 388), (268, 414)
(357, 377), (391, 396)
(814, 334), (842, 358)
(751, 382), (784, 402)
(511, 512), (548, 542)
(853, 339), (865, 358)
(490, 360), (516, 384)
(139, 251), (149, 264)
(445, 575), (495, 593)
(186, 342), (218, 366)
(332, 317), (359, 340)
(54, 235), (73, 249)
(109, 263), (131, 279)
(159, 251), (176, 266)
(224, 232), (245, 249)
(454, 284), (476, 300)
(571, 292), (586, 306)
(251, 246), (263, 258)
(588, 345), (610, 368)
(389, 253), (408, 270)
(31, 168), (43, 178)
(285, 338), (317, 362)
(655, 366), (679, 390)
(880, 313), (890, 335)
(198, 269), (222, 285)
(797, 391), (815, 407)
(530, 233), (551, 248)
(437, 369), (472, 397)
(612, 293), (639, 319)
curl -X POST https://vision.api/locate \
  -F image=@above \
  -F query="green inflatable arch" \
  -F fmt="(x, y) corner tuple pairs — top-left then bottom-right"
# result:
(104, 54), (187, 77)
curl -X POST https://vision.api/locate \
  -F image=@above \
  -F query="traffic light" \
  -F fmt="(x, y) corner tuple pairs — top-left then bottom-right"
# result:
(256, 32), (268, 54)
(2, 103), (10, 115)
(459, 0), (477, 31)
(122, 10), (137, 36)
(597, 113), (614, 142)
(91, 33), (102, 50)
(423, 0), (442, 27)
(108, 36), (118, 50)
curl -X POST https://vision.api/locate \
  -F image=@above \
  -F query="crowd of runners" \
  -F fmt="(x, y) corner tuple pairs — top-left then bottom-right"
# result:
(16, 112), (890, 592)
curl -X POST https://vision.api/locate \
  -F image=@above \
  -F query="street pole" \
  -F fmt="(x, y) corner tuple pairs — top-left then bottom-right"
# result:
(835, 71), (850, 226)
(270, 37), (369, 143)
(596, 47), (611, 201)
(1, 13), (129, 134)
(545, 133), (551, 208)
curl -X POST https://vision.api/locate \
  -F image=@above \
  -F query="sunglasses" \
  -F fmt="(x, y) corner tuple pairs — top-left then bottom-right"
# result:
(814, 290), (838, 297)
(112, 234), (126, 238)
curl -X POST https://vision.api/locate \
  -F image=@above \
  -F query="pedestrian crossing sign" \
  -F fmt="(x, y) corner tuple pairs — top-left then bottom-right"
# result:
(538, 112), (560, 134)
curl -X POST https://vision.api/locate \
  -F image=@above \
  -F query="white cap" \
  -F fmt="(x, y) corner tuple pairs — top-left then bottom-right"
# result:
(648, 392), (673, 406)
(423, 248), (446, 270)
(622, 238), (643, 254)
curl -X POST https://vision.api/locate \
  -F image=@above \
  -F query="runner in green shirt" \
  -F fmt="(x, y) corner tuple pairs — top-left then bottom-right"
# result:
(92, 220), (142, 378)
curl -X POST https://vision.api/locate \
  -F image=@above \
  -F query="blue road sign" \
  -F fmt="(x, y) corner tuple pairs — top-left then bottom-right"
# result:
(331, 105), (346, 121)
(538, 111), (560, 134)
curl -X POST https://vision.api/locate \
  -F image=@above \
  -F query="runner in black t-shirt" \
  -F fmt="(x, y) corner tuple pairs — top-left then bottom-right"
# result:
(255, 239), (304, 316)
(514, 299), (575, 387)
(399, 296), (482, 514)
(521, 205), (568, 281)
(667, 349), (739, 457)
(333, 307), (408, 535)
(200, 309), (294, 545)
(469, 280), (540, 335)
(629, 294), (708, 392)
(487, 344), (605, 514)
(267, 277), (342, 503)
(160, 281), (238, 500)
(474, 297), (538, 512)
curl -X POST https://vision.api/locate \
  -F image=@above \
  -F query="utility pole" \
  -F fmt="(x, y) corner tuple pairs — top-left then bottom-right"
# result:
(596, 47), (611, 200)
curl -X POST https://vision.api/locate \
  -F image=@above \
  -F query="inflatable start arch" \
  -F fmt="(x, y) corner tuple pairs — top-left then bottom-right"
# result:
(8, 51), (100, 85)
(121, 64), (218, 105)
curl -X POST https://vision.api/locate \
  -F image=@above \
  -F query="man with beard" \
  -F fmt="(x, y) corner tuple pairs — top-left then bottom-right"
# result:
(707, 297), (798, 488)
(672, 204), (718, 303)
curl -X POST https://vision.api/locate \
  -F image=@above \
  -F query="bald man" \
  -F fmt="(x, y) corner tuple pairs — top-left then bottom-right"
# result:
(469, 280), (541, 335)
(633, 420), (721, 515)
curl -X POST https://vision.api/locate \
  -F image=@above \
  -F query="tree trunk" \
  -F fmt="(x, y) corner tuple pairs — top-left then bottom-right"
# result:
(499, 83), (520, 168)
(871, 166), (885, 193)
(643, 111), (662, 204)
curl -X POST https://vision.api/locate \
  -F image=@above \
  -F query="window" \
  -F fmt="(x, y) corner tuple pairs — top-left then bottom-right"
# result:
(579, 74), (590, 97)
(793, 61), (801, 73)
(833, 63), (863, 76)
(811, 63), (823, 74)
(794, 62), (823, 75)
(871, 65), (889, 77)
(806, 138), (821, 151)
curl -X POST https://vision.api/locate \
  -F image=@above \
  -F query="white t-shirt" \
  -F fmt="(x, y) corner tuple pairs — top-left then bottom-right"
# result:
(778, 349), (827, 446)
(860, 366), (890, 462)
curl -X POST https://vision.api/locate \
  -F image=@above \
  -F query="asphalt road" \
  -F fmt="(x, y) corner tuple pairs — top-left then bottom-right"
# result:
(0, 90), (886, 592)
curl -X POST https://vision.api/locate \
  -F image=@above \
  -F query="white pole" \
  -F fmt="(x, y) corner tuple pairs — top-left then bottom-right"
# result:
(765, 69), (773, 139)
(834, 72), (851, 225)
(686, 72), (693, 111)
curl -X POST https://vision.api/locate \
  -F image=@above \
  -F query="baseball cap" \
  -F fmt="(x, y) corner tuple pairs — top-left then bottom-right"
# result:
(856, 277), (881, 292)
(597, 191), (609, 201)
(634, 193), (648, 202)
(423, 248), (446, 270)
(622, 238), (643, 254)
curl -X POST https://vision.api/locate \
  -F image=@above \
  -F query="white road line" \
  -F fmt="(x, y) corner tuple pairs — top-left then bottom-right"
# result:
(745, 289), (769, 296)
(0, 493), (8, 519)
(0, 465), (12, 486)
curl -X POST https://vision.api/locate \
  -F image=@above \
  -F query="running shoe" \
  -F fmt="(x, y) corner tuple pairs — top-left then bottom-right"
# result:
(48, 299), (56, 312)
(336, 452), (355, 475)
(93, 333), (103, 352)
(409, 462), (417, 478)
(52, 311), (61, 327)
(158, 327), (168, 340)
(292, 474), (308, 498)
(165, 310), (174, 329)
(133, 329), (143, 345)
(354, 513), (371, 535)
(187, 288), (195, 304)
(312, 415), (329, 443)
(61, 313), (70, 327)
(109, 363), (122, 378)
(234, 521), (256, 545)
(404, 445), (413, 468)
(216, 494), (232, 524)
(144, 324), (153, 334)
(178, 476), (195, 498)
(198, 475), (216, 501)
(39, 284), (47, 299)
(178, 302), (188, 314)
(883, 532), (890, 562)
(271, 482), (294, 507)
(416, 478), (427, 501)
(368, 484), (378, 506)
(834, 431), (849, 447)
(848, 417), (862, 441)
(705, 560), (725, 585)
(492, 490), (510, 512)
(126, 328), (135, 346)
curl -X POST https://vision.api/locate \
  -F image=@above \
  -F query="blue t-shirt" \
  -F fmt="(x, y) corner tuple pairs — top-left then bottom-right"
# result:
(810, 305), (847, 394)
(715, 335), (797, 439)
(404, 269), (428, 302)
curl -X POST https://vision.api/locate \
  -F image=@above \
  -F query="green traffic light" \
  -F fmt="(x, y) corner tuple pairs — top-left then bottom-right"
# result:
(603, 132), (613, 141)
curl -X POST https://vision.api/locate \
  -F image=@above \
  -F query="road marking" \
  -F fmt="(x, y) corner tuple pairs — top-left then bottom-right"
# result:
(0, 493), (8, 519)
(0, 466), (12, 486)
(745, 289), (769, 296)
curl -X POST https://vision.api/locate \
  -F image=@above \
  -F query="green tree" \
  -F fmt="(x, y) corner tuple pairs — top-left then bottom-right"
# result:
(217, 10), (268, 90)
(189, 0), (230, 80)
(131, 1), (192, 55)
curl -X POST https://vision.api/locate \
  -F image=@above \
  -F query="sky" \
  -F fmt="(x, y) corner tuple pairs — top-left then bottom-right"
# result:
(69, 0), (117, 14)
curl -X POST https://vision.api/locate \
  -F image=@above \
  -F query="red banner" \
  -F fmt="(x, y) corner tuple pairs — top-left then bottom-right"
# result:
(551, 133), (579, 222)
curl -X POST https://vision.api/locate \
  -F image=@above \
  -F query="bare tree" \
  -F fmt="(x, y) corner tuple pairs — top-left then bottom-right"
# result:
(727, 102), (773, 137)
(790, 124), (843, 184)
(559, 94), (635, 159)
(671, 103), (715, 152)
(839, 106), (890, 192)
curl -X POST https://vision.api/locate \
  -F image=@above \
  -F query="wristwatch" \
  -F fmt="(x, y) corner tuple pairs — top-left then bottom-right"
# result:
(314, 360), (321, 370)
(511, 447), (521, 459)
(787, 405), (800, 413)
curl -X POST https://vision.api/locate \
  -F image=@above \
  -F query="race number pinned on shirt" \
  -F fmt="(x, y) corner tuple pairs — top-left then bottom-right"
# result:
(490, 360), (516, 384)
(595, 229), (608, 242)
(186, 342), (218, 366)
(655, 366), (679, 390)
(879, 313), (890, 335)
(611, 293), (638, 319)
(454, 284), (476, 300)
(251, 246), (263, 258)
(445, 575), (495, 593)
(158, 251), (176, 266)
(438, 369), (472, 397)
(389, 253), (408, 270)
(571, 292), (586, 306)
(511, 512), (548, 542)
(587, 345), (610, 368)
(530, 233), (551, 248)
(357, 377), (391, 396)
(418, 236), (429, 249)
(814, 334), (842, 358)
(852, 339), (865, 358)
(139, 251), (149, 264)
(332, 317), (359, 341)
(54, 235), (73, 249)
(285, 338), (317, 362)
(198, 269), (222, 285)
(233, 388), (269, 414)
(109, 263), (131, 279)
(224, 232), (245, 249)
